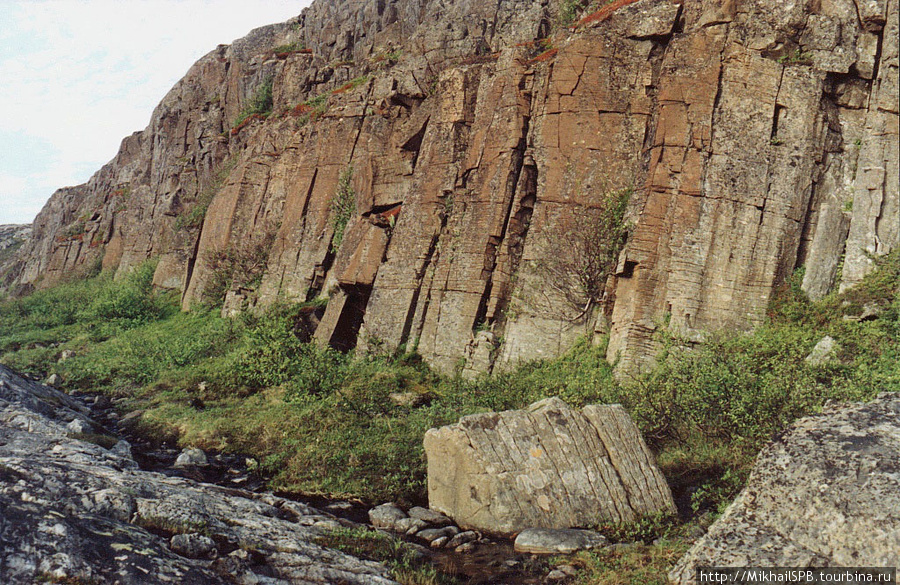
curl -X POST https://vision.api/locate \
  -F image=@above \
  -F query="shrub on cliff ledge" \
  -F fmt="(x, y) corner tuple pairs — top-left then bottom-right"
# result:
(536, 186), (631, 320)
(233, 76), (274, 129)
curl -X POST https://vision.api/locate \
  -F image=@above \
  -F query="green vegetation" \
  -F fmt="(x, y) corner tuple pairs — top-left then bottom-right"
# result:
(329, 166), (356, 251)
(1, 250), (897, 558)
(537, 187), (631, 319)
(174, 155), (238, 231)
(272, 42), (307, 54)
(233, 77), (274, 128)
(317, 527), (455, 585)
(201, 232), (275, 305)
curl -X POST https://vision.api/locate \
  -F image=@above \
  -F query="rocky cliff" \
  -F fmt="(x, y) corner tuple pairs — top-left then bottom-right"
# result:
(6, 0), (898, 374)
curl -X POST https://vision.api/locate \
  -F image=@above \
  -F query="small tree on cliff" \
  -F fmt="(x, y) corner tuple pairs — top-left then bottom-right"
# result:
(537, 187), (631, 321)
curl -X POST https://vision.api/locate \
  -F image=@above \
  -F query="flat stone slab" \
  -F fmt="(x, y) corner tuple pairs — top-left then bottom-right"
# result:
(424, 397), (675, 535)
(514, 528), (608, 554)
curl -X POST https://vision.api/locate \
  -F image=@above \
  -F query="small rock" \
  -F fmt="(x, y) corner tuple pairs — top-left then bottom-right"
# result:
(395, 516), (429, 535)
(170, 533), (216, 559)
(547, 569), (569, 581)
(65, 418), (93, 435)
(607, 542), (640, 552)
(430, 536), (450, 548)
(455, 541), (477, 553)
(389, 391), (426, 408)
(556, 564), (579, 576)
(369, 503), (407, 531)
(805, 336), (837, 366)
(118, 410), (144, 428)
(324, 501), (354, 513)
(446, 530), (478, 548)
(45, 373), (62, 387)
(174, 447), (208, 467)
(313, 519), (344, 531)
(514, 528), (608, 554)
(407, 506), (453, 526)
(417, 526), (459, 543)
(57, 350), (76, 363)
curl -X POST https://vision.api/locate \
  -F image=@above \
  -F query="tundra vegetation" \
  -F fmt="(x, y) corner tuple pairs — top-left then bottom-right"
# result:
(0, 251), (896, 584)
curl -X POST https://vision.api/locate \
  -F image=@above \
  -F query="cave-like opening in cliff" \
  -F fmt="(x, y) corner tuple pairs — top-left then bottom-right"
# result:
(328, 284), (372, 352)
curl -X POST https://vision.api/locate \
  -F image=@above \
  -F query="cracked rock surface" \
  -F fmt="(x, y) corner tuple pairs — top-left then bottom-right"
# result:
(670, 393), (900, 584)
(0, 365), (397, 585)
(424, 397), (675, 535)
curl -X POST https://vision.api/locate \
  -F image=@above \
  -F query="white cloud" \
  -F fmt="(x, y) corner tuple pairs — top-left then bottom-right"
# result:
(0, 0), (311, 224)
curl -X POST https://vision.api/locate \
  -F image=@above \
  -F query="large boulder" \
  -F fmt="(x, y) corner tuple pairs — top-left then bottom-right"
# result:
(670, 393), (900, 584)
(423, 397), (675, 535)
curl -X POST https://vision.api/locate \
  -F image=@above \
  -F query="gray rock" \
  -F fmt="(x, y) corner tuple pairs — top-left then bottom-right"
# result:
(805, 336), (838, 365)
(0, 364), (400, 585)
(670, 393), (900, 583)
(369, 503), (407, 531)
(416, 526), (459, 543)
(389, 391), (425, 407)
(408, 506), (453, 526)
(455, 541), (477, 553)
(430, 535), (450, 548)
(65, 418), (93, 434)
(424, 397), (675, 534)
(170, 533), (217, 559)
(174, 447), (208, 467)
(45, 373), (62, 387)
(57, 349), (76, 363)
(514, 528), (608, 554)
(395, 516), (429, 535)
(446, 530), (478, 548)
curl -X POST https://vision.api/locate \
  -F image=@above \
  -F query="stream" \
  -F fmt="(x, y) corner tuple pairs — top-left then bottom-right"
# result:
(71, 388), (555, 585)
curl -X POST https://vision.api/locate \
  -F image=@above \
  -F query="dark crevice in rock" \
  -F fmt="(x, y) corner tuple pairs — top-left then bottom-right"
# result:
(328, 283), (373, 351)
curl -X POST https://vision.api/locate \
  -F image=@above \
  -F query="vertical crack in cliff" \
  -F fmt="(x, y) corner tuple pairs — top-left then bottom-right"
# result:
(472, 81), (533, 334)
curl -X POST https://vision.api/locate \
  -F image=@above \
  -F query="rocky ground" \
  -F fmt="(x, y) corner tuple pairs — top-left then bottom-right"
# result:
(0, 364), (398, 584)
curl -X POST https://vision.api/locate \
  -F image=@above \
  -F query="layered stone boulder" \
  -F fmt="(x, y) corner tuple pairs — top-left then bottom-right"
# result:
(669, 393), (900, 584)
(423, 397), (675, 535)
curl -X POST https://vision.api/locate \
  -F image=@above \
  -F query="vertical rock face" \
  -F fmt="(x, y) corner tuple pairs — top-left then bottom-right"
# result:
(423, 397), (676, 535)
(6, 0), (898, 373)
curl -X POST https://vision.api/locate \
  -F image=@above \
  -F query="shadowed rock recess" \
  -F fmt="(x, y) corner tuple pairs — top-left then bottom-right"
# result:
(424, 397), (676, 534)
(4, 0), (898, 374)
(0, 365), (398, 584)
(670, 393), (900, 583)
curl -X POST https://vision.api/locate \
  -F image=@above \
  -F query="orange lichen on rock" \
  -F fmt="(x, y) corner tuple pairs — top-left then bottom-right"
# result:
(576, 0), (641, 28)
(230, 113), (268, 136)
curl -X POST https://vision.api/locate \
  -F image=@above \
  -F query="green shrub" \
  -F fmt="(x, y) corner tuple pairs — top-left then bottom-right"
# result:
(234, 77), (274, 127)
(330, 167), (355, 251)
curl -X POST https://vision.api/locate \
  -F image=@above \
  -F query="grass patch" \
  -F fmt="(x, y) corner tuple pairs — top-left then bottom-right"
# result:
(1, 250), (896, 518)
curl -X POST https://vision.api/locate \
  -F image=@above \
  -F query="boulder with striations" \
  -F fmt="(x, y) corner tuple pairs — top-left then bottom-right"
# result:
(423, 397), (675, 535)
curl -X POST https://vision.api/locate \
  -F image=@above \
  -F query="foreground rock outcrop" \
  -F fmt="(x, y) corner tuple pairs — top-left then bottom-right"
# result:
(0, 365), (398, 584)
(5, 0), (898, 375)
(670, 393), (900, 584)
(424, 397), (675, 535)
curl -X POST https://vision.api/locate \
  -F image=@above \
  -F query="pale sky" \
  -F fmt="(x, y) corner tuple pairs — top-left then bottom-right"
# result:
(0, 0), (312, 225)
